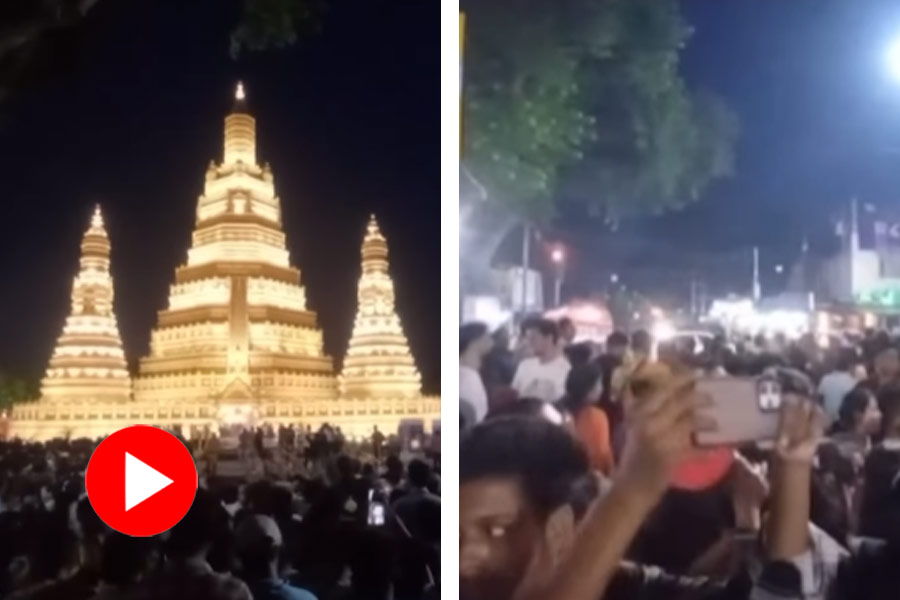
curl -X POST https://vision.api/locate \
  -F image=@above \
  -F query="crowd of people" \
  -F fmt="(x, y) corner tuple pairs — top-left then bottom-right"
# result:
(460, 317), (900, 599)
(0, 423), (440, 600)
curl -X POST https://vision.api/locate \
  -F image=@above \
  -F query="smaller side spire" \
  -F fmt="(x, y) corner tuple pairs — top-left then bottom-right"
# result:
(341, 214), (421, 399)
(40, 204), (131, 405)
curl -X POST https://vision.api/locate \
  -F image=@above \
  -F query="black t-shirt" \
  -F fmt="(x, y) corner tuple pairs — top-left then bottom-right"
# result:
(594, 353), (623, 418)
(859, 445), (900, 539)
(829, 540), (900, 600)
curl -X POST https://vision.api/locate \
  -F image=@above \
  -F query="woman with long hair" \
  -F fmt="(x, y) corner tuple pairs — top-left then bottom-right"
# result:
(558, 364), (614, 475)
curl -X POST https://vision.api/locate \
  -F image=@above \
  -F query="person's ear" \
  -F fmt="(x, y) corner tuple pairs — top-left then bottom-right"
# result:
(544, 504), (575, 565)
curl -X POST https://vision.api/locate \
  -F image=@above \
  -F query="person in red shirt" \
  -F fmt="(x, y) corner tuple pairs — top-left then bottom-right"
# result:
(558, 364), (614, 475)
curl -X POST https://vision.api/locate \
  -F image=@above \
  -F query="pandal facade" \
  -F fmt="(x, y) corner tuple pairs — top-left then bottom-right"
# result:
(10, 84), (439, 441)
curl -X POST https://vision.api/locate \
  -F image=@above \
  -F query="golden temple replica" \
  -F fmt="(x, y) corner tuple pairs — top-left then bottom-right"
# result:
(10, 84), (439, 441)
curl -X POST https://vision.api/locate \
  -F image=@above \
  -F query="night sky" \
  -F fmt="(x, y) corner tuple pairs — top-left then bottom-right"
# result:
(0, 0), (439, 391)
(648, 0), (900, 255)
(539, 0), (900, 300)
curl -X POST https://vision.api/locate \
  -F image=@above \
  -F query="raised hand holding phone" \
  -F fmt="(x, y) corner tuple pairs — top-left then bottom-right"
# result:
(617, 367), (716, 502)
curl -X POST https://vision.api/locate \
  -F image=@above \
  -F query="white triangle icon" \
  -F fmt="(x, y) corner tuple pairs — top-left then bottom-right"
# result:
(125, 452), (174, 511)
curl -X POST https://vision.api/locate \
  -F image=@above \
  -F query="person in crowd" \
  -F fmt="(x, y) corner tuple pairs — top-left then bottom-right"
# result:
(563, 342), (593, 369)
(240, 427), (253, 463)
(859, 385), (900, 539)
(605, 330), (653, 414)
(511, 318), (571, 403)
(557, 364), (614, 475)
(459, 322), (493, 425)
(334, 455), (370, 526)
(479, 324), (515, 388)
(869, 345), (900, 391)
(514, 315), (541, 361)
(235, 514), (317, 600)
(605, 331), (630, 360)
(345, 528), (397, 600)
(391, 459), (440, 544)
(757, 394), (900, 600)
(205, 432), (220, 477)
(90, 533), (158, 600)
(818, 347), (859, 424)
(371, 426), (385, 460)
(630, 329), (653, 364)
(459, 385), (760, 600)
(559, 317), (577, 347)
(147, 489), (252, 600)
(595, 331), (629, 416)
(829, 387), (882, 462)
(7, 496), (107, 600)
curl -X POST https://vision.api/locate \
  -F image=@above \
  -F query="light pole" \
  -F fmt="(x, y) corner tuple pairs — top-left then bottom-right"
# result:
(551, 247), (565, 307)
(752, 246), (761, 302)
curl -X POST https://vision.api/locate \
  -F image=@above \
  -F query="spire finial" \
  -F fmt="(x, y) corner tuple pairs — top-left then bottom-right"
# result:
(366, 214), (380, 237)
(91, 204), (104, 229)
(235, 81), (246, 101)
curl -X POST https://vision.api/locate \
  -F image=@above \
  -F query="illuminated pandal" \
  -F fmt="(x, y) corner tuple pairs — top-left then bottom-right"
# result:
(10, 84), (439, 441)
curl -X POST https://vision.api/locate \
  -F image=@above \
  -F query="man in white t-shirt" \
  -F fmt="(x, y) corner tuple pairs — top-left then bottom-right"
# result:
(818, 347), (859, 425)
(460, 322), (493, 425)
(512, 318), (570, 403)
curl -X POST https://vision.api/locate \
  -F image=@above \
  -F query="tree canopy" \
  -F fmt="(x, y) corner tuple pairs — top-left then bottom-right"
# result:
(0, 0), (325, 104)
(462, 0), (739, 222)
(229, 0), (326, 57)
(0, 371), (38, 412)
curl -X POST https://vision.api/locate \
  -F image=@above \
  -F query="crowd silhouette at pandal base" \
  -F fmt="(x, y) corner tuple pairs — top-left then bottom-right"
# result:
(460, 317), (900, 600)
(0, 422), (440, 600)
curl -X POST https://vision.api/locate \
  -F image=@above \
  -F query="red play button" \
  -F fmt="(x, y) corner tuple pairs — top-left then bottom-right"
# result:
(86, 425), (198, 537)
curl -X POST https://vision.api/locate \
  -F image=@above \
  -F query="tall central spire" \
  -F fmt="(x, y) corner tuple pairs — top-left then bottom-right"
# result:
(224, 81), (256, 165)
(135, 83), (334, 412)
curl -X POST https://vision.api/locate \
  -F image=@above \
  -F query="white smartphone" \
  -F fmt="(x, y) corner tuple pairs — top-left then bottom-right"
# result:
(694, 377), (782, 446)
(369, 502), (386, 526)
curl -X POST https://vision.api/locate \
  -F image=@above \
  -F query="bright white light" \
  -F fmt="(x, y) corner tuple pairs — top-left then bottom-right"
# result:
(775, 264), (784, 274)
(551, 247), (564, 263)
(235, 81), (246, 101)
(610, 273), (619, 284)
(888, 39), (900, 81)
(652, 320), (676, 342)
(541, 402), (564, 425)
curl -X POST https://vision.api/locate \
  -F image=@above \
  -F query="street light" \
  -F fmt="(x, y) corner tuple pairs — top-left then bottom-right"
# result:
(888, 38), (900, 81)
(610, 273), (619, 284)
(551, 247), (565, 307)
(775, 264), (784, 274)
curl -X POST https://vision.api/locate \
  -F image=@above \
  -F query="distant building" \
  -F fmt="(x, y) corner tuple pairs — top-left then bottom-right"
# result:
(820, 199), (900, 314)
